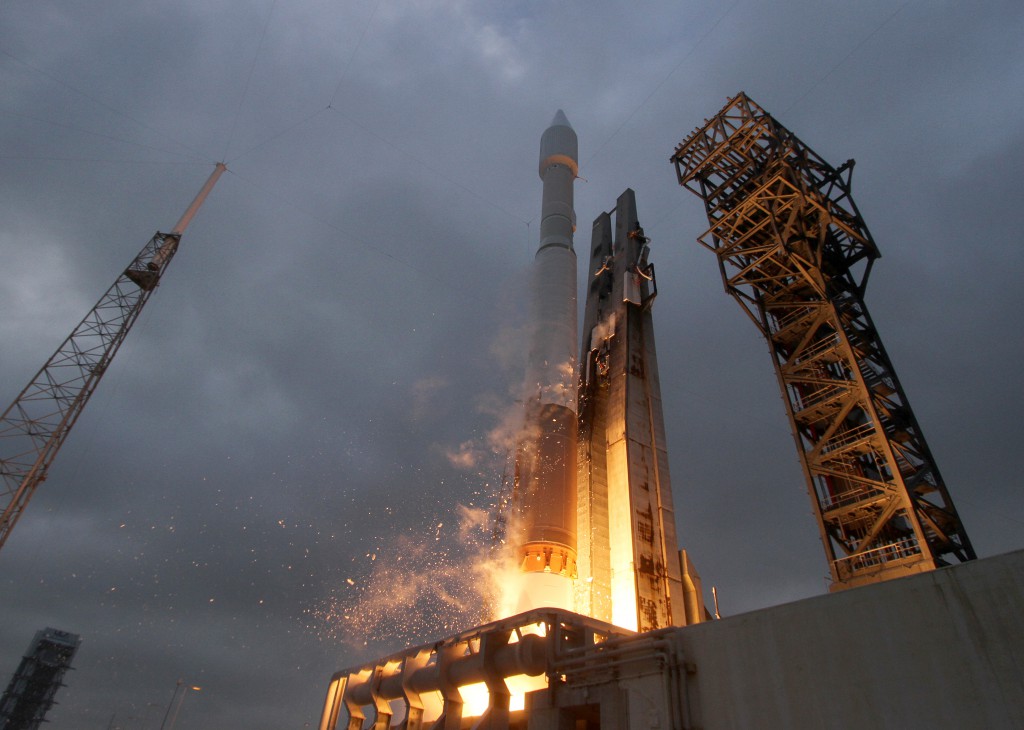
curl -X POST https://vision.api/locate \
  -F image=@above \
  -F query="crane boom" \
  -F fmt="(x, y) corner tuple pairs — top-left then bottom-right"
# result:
(0, 163), (225, 552)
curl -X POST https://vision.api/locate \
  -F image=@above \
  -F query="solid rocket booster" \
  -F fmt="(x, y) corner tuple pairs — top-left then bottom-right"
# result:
(516, 110), (579, 583)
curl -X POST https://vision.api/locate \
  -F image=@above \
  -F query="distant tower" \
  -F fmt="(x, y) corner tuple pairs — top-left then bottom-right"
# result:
(0, 628), (81, 730)
(0, 164), (225, 552)
(577, 189), (701, 630)
(670, 93), (975, 589)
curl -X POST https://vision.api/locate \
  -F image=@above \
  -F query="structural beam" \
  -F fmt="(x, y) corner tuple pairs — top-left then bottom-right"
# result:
(670, 93), (974, 589)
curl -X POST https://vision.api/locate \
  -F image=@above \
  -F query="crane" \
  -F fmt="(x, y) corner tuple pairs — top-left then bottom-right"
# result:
(0, 163), (225, 553)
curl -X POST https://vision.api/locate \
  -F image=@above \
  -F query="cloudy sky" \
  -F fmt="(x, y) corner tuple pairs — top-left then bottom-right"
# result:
(2, 0), (1022, 727)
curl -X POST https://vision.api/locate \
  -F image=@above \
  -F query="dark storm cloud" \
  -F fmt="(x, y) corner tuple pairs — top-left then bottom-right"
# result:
(2, 1), (1023, 727)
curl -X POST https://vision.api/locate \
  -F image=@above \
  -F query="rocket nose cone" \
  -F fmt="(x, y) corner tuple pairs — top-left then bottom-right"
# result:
(550, 109), (572, 129)
(540, 108), (578, 177)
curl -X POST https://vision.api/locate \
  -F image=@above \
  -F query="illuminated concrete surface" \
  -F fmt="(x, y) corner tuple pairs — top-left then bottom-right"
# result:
(673, 547), (1024, 729)
(321, 549), (1024, 728)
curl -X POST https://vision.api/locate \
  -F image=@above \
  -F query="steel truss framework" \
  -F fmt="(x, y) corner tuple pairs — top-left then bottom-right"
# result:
(0, 162), (223, 552)
(0, 628), (81, 730)
(670, 92), (974, 589)
(0, 230), (180, 551)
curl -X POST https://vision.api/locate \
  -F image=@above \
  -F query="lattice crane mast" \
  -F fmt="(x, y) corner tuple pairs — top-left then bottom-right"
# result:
(670, 94), (974, 590)
(0, 163), (225, 552)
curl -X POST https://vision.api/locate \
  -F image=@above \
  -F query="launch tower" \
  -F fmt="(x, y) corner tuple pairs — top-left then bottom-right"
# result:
(0, 628), (81, 730)
(670, 93), (974, 589)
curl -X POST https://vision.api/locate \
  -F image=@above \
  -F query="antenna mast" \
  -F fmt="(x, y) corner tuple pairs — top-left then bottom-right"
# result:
(0, 163), (225, 553)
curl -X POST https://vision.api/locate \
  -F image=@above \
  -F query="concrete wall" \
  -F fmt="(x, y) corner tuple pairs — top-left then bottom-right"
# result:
(320, 551), (1023, 729)
(675, 549), (1024, 729)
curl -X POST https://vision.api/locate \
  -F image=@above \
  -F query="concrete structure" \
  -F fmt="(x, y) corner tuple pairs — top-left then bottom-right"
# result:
(530, 548), (1024, 729)
(513, 111), (580, 612)
(318, 549), (1024, 729)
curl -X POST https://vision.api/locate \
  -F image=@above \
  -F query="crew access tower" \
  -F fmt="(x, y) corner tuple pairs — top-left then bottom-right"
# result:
(671, 93), (974, 589)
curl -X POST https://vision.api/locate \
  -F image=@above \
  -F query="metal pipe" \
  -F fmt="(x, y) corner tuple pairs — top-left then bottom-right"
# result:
(319, 610), (631, 730)
(345, 634), (547, 706)
(170, 162), (226, 235)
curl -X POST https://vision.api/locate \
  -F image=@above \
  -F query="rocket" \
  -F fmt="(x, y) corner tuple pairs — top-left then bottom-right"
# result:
(513, 110), (579, 610)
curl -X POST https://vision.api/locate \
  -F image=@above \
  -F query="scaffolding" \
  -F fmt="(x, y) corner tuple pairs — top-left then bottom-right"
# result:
(0, 628), (81, 730)
(671, 93), (974, 589)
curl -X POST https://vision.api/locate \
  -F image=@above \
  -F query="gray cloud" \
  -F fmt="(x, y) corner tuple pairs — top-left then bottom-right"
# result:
(2, 1), (1022, 727)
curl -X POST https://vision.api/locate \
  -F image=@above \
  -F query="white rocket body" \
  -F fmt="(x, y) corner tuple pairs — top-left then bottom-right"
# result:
(514, 111), (579, 612)
(528, 110), (578, 414)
